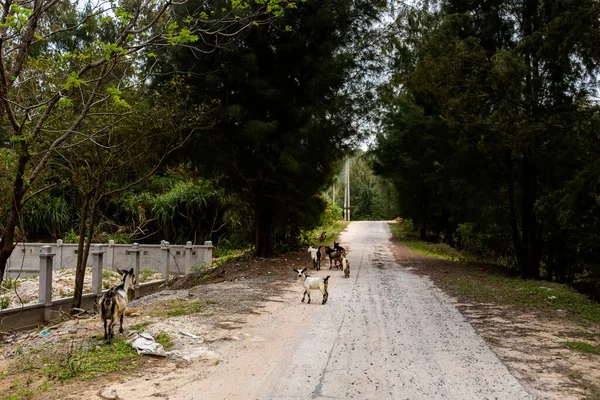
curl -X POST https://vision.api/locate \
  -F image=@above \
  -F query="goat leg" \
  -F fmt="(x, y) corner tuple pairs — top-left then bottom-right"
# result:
(103, 319), (108, 341)
(119, 313), (124, 334)
(302, 290), (307, 302)
(109, 320), (115, 339)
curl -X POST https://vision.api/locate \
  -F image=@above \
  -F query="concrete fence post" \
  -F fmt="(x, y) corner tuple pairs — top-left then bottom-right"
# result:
(107, 240), (115, 271)
(160, 240), (170, 280)
(184, 241), (193, 274)
(91, 245), (106, 296)
(129, 243), (141, 297)
(39, 246), (55, 322)
(204, 241), (213, 266)
(55, 239), (63, 271)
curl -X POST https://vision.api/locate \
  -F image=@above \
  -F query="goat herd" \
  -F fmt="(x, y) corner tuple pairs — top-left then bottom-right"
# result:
(293, 241), (350, 306)
(99, 240), (349, 343)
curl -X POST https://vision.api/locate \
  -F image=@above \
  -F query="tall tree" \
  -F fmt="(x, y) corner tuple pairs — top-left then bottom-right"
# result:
(165, 0), (384, 256)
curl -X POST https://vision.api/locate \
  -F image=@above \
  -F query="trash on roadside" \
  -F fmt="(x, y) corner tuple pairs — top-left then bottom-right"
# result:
(40, 330), (49, 335)
(179, 331), (203, 340)
(125, 330), (167, 357)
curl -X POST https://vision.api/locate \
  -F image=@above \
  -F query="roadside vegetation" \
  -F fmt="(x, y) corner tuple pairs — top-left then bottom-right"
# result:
(390, 221), (600, 327)
(0, 336), (143, 400)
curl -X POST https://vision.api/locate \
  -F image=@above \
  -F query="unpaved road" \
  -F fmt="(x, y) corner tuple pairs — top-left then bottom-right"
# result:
(91, 221), (532, 399)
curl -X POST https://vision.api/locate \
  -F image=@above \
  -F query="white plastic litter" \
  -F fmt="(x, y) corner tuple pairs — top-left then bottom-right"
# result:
(125, 331), (167, 357)
(179, 331), (203, 340)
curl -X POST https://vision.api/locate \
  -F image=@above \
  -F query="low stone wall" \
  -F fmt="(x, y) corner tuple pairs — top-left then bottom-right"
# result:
(6, 240), (213, 278)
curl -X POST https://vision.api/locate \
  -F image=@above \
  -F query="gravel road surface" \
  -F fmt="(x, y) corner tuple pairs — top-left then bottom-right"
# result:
(266, 221), (531, 399)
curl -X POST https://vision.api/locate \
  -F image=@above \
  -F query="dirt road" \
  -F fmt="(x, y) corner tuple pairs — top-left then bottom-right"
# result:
(91, 221), (532, 399)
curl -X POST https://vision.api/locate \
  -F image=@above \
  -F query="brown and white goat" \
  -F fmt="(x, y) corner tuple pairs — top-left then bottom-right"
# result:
(99, 268), (136, 343)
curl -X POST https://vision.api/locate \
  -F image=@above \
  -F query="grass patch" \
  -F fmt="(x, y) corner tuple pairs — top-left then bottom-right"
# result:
(139, 268), (158, 283)
(388, 221), (600, 327)
(388, 222), (467, 262)
(42, 338), (139, 381)
(102, 269), (120, 289)
(154, 332), (173, 349)
(3, 337), (140, 399)
(1, 388), (35, 400)
(151, 298), (206, 317)
(445, 273), (600, 325)
(0, 296), (10, 310)
(564, 341), (600, 355)
(129, 321), (151, 331)
(1, 277), (20, 291)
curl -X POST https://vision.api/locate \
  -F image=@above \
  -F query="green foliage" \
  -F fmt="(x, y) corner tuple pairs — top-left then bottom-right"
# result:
(373, 0), (600, 296)
(62, 229), (79, 244)
(117, 176), (227, 245)
(20, 193), (73, 241)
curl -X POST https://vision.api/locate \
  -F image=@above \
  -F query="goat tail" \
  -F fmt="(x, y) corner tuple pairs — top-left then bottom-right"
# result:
(100, 295), (112, 318)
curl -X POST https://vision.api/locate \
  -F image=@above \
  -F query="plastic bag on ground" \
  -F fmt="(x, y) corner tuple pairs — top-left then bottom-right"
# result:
(125, 330), (167, 357)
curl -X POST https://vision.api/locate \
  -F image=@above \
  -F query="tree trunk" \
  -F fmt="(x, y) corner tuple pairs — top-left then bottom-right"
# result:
(72, 193), (90, 311)
(507, 163), (525, 273)
(254, 195), (273, 257)
(419, 182), (428, 240)
(0, 154), (29, 285)
(521, 151), (539, 279)
(72, 181), (103, 311)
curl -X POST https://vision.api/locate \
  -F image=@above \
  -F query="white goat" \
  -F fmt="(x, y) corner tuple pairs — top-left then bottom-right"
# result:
(342, 256), (350, 278)
(307, 245), (321, 270)
(99, 268), (136, 343)
(292, 268), (330, 304)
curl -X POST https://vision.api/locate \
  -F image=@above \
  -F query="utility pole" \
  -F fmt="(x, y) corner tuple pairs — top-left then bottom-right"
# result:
(347, 157), (351, 221)
(344, 157), (351, 221)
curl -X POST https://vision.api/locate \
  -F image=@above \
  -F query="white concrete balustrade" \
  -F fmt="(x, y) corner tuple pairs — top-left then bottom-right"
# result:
(5, 240), (213, 278)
